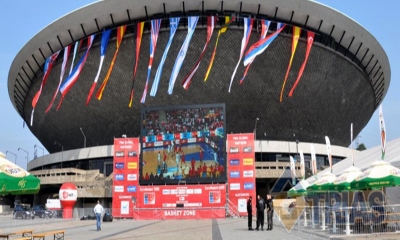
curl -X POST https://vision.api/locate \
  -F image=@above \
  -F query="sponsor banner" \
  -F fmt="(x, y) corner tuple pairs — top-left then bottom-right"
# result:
(188, 138), (196, 143)
(133, 208), (225, 219)
(243, 158), (253, 165)
(243, 170), (254, 177)
(154, 141), (163, 147)
(227, 133), (256, 217)
(113, 137), (140, 218)
(59, 189), (78, 201)
(135, 184), (225, 209)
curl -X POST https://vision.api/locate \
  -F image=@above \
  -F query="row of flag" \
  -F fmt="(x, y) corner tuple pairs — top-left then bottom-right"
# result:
(30, 16), (315, 126)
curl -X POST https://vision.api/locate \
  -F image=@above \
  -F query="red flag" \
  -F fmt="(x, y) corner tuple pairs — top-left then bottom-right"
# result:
(128, 22), (145, 107)
(288, 31), (315, 97)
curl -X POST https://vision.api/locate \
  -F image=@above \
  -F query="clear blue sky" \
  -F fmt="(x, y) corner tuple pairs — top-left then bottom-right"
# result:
(0, 0), (398, 169)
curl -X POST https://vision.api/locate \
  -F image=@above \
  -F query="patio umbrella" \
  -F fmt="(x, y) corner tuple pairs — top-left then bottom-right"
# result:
(288, 179), (310, 197)
(350, 160), (400, 190)
(0, 152), (40, 195)
(307, 172), (337, 193)
(329, 165), (362, 191)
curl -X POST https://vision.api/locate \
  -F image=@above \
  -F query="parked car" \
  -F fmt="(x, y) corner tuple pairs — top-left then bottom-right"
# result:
(13, 205), (35, 219)
(32, 205), (53, 218)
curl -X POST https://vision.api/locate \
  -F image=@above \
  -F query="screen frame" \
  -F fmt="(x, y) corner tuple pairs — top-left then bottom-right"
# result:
(139, 103), (227, 185)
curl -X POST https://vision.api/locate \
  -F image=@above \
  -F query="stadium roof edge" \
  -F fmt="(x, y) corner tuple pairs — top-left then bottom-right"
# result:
(8, 0), (390, 116)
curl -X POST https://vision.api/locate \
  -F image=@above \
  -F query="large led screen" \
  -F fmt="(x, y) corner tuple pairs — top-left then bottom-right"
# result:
(140, 104), (226, 185)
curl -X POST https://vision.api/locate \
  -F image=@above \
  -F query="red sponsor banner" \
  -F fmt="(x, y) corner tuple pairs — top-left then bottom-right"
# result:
(135, 184), (226, 209)
(112, 137), (140, 218)
(227, 133), (256, 216)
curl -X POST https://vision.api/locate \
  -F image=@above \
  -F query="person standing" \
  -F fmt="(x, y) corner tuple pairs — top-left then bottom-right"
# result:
(94, 200), (104, 231)
(266, 194), (274, 230)
(247, 196), (254, 230)
(255, 195), (265, 231)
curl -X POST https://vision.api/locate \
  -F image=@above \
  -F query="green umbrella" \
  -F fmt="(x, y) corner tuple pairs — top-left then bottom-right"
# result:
(350, 160), (400, 190)
(307, 172), (337, 193)
(0, 152), (40, 195)
(328, 165), (362, 191)
(288, 180), (310, 197)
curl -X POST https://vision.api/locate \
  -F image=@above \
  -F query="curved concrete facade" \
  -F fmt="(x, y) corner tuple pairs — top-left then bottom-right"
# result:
(7, 0), (390, 153)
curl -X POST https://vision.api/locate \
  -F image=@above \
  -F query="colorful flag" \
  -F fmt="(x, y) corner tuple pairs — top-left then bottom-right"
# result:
(45, 45), (71, 113)
(290, 156), (296, 186)
(56, 34), (96, 110)
(140, 19), (162, 103)
(325, 136), (332, 173)
(96, 26), (126, 100)
(280, 26), (301, 102)
(379, 105), (386, 160)
(310, 144), (317, 178)
(69, 39), (83, 75)
(299, 150), (305, 180)
(168, 16), (199, 95)
(86, 29), (111, 105)
(204, 16), (236, 81)
(150, 17), (180, 97)
(242, 22), (285, 84)
(30, 51), (60, 125)
(228, 17), (254, 93)
(182, 16), (216, 90)
(288, 31), (315, 97)
(128, 22), (145, 107)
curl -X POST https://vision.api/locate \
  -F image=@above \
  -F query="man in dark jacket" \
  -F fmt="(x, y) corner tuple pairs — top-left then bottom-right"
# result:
(266, 194), (274, 230)
(255, 195), (265, 231)
(247, 196), (254, 230)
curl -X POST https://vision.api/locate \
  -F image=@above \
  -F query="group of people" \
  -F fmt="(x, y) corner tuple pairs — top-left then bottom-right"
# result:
(247, 194), (274, 231)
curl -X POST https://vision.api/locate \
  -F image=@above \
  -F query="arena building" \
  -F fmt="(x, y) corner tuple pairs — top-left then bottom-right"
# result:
(7, 0), (390, 207)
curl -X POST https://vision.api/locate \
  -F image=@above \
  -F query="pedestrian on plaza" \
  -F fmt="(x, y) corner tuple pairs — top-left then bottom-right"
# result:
(94, 200), (104, 231)
(266, 194), (274, 230)
(255, 195), (265, 231)
(247, 196), (254, 230)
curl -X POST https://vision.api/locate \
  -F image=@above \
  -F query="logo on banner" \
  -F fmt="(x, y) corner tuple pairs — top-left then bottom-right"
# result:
(188, 138), (196, 143)
(230, 159), (240, 166)
(154, 141), (163, 147)
(115, 163), (124, 169)
(230, 183), (240, 190)
(243, 158), (253, 165)
(238, 199), (247, 213)
(127, 186), (137, 193)
(209, 191), (221, 203)
(127, 174), (137, 181)
(229, 147), (239, 153)
(114, 186), (124, 192)
(121, 201), (129, 214)
(230, 171), (240, 178)
(243, 146), (253, 153)
(128, 151), (137, 157)
(144, 192), (155, 204)
(243, 170), (254, 177)
(162, 189), (171, 195)
(115, 151), (124, 157)
(128, 162), (137, 169)
(244, 182), (254, 190)
(115, 174), (124, 181)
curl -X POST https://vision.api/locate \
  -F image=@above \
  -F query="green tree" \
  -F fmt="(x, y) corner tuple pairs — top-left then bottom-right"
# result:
(356, 143), (367, 151)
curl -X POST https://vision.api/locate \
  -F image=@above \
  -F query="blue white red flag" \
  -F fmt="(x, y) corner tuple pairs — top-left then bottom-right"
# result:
(86, 29), (111, 105)
(168, 16), (199, 95)
(141, 19), (162, 103)
(150, 17), (180, 97)
(57, 34), (96, 110)
(228, 17), (254, 92)
(45, 45), (71, 113)
(239, 20), (270, 84)
(30, 50), (60, 125)
(69, 40), (83, 74)
(182, 16), (216, 90)
(243, 22), (285, 66)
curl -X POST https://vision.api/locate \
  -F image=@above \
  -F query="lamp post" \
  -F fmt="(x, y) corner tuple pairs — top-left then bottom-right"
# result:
(34, 144), (45, 157)
(18, 148), (29, 170)
(5, 151), (17, 164)
(54, 141), (64, 168)
(80, 127), (86, 148)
